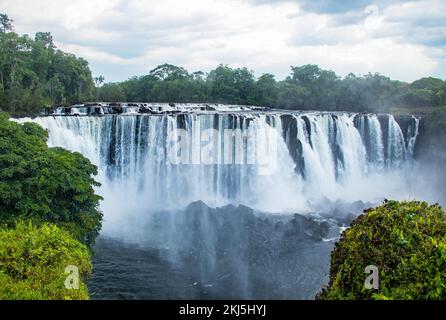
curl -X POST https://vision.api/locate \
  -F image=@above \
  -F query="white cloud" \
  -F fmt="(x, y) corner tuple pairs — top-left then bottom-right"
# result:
(2, 0), (445, 82)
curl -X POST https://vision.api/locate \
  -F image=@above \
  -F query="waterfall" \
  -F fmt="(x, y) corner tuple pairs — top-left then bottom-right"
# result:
(293, 115), (337, 197)
(386, 115), (408, 168)
(12, 106), (426, 299)
(17, 109), (420, 237)
(355, 114), (385, 170)
(407, 116), (420, 158)
(334, 114), (368, 182)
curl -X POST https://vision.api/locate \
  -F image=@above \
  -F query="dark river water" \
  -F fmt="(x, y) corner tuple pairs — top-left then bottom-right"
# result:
(87, 237), (204, 299)
(87, 235), (335, 300)
(86, 201), (349, 300)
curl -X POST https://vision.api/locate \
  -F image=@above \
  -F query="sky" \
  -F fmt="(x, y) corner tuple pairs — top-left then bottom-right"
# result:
(2, 0), (446, 83)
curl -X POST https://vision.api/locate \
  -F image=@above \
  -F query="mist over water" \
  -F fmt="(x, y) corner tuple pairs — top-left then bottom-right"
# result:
(18, 106), (429, 299)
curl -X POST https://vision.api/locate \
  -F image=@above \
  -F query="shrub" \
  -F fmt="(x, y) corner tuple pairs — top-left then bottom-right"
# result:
(425, 106), (446, 140)
(317, 200), (446, 300)
(0, 221), (91, 300)
(0, 112), (103, 245)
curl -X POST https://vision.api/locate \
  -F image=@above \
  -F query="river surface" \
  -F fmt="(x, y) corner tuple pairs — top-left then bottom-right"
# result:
(88, 233), (335, 300)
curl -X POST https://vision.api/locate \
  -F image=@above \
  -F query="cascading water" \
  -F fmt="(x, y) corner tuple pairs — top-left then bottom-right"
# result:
(19, 110), (421, 230)
(354, 114), (385, 170)
(386, 115), (408, 168)
(17, 106), (421, 299)
(407, 116), (420, 158)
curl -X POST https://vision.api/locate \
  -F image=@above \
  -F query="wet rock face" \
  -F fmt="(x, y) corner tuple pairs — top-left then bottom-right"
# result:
(276, 214), (330, 241)
(46, 103), (271, 116)
(179, 201), (333, 248)
(311, 198), (375, 227)
(134, 201), (340, 299)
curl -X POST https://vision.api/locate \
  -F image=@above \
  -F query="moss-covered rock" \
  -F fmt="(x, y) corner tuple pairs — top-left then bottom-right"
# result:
(317, 200), (446, 300)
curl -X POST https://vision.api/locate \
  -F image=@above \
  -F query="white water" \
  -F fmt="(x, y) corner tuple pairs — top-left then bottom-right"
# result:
(17, 111), (420, 239)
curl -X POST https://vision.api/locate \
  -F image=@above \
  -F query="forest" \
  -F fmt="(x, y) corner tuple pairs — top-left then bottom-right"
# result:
(1, 13), (445, 117)
(0, 14), (95, 116)
(0, 112), (102, 299)
(99, 64), (446, 114)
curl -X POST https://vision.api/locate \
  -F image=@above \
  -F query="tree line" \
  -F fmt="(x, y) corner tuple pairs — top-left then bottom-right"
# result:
(1, 12), (446, 116)
(99, 63), (446, 113)
(0, 14), (95, 116)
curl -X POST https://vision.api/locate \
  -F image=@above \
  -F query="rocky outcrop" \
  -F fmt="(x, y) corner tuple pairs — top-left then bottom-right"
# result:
(45, 103), (270, 116)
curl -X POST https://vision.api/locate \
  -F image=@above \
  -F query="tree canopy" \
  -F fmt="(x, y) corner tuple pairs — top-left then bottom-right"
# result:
(0, 222), (91, 300)
(317, 200), (446, 300)
(99, 62), (446, 113)
(0, 15), (95, 116)
(0, 113), (103, 245)
(0, 112), (102, 299)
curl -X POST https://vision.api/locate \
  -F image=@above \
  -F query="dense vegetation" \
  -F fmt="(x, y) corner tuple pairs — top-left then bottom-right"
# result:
(0, 14), (95, 116)
(0, 113), (102, 299)
(0, 113), (102, 245)
(98, 63), (446, 114)
(317, 200), (446, 300)
(425, 107), (446, 143)
(0, 222), (91, 299)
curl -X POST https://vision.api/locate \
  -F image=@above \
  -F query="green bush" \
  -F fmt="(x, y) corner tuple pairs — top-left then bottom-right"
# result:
(0, 112), (103, 245)
(0, 221), (91, 300)
(425, 106), (446, 138)
(317, 200), (446, 300)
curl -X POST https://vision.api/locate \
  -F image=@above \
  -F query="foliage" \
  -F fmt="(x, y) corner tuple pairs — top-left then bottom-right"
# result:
(0, 113), (102, 245)
(425, 106), (446, 138)
(98, 62), (446, 113)
(0, 221), (91, 300)
(98, 82), (126, 102)
(0, 14), (95, 116)
(0, 14), (14, 33)
(418, 106), (446, 160)
(406, 77), (446, 108)
(317, 200), (446, 300)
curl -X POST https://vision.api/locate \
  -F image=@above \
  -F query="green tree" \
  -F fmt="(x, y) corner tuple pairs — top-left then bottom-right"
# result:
(207, 64), (240, 104)
(252, 73), (278, 106)
(291, 64), (322, 84)
(0, 222), (91, 300)
(0, 113), (103, 245)
(94, 75), (105, 87)
(276, 80), (310, 110)
(288, 65), (340, 110)
(0, 14), (14, 33)
(149, 63), (188, 81)
(405, 77), (446, 108)
(35, 32), (55, 51)
(99, 82), (126, 102)
(317, 200), (446, 300)
(94, 75), (105, 100)
(0, 15), (96, 115)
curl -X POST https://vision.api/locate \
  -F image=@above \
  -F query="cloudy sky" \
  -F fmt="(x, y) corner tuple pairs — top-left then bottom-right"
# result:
(2, 0), (445, 82)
